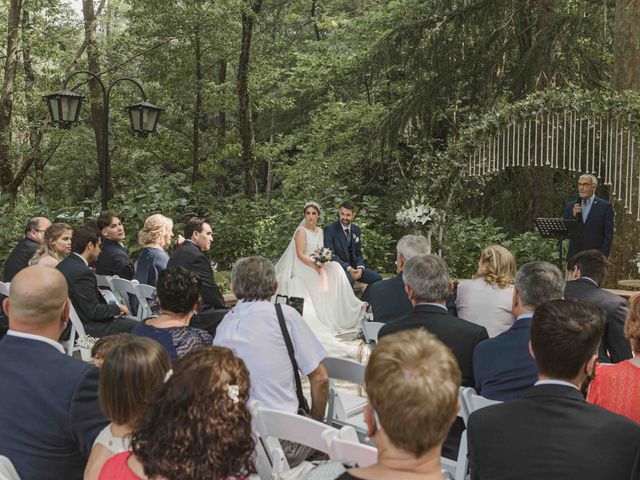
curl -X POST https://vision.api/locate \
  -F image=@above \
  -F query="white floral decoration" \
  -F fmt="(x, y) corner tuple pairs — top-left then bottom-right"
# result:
(75, 335), (98, 350)
(226, 384), (240, 404)
(395, 195), (442, 228)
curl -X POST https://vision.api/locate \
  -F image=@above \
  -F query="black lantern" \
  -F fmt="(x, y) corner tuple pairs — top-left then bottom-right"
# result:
(43, 90), (84, 129)
(126, 101), (162, 137)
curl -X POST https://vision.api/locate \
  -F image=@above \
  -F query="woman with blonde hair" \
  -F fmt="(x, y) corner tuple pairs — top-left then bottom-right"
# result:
(587, 293), (640, 423)
(30, 223), (72, 267)
(456, 245), (516, 337)
(135, 214), (178, 286)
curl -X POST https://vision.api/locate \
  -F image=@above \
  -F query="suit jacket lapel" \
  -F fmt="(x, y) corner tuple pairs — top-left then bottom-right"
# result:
(583, 196), (600, 225)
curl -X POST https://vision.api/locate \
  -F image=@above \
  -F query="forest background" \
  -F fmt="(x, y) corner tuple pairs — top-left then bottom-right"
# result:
(1, 0), (640, 287)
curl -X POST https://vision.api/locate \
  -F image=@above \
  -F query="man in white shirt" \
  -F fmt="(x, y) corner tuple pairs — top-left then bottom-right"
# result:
(0, 266), (107, 479)
(214, 256), (328, 421)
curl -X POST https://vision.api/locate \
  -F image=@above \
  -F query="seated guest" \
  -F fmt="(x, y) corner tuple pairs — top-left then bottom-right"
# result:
(309, 328), (461, 480)
(565, 249), (632, 363)
(85, 336), (171, 480)
(91, 332), (133, 368)
(167, 217), (227, 334)
(456, 244), (516, 337)
(468, 299), (640, 480)
(29, 222), (72, 268)
(473, 261), (564, 401)
(214, 256), (328, 465)
(95, 210), (134, 280)
(378, 254), (488, 460)
(57, 225), (137, 337)
(135, 213), (175, 287)
(587, 293), (640, 422)
(3, 216), (51, 281)
(0, 266), (108, 479)
(361, 234), (430, 323)
(99, 347), (255, 480)
(134, 267), (213, 361)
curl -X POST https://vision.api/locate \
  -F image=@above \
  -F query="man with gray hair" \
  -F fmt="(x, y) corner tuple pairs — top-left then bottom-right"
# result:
(378, 254), (488, 460)
(563, 173), (614, 262)
(361, 234), (431, 323)
(213, 256), (329, 465)
(473, 261), (565, 401)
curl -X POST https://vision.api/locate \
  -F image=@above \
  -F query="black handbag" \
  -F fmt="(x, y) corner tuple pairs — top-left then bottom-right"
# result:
(275, 302), (311, 414)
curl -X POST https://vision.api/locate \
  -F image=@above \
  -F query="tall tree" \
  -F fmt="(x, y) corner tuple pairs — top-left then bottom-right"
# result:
(238, 0), (262, 196)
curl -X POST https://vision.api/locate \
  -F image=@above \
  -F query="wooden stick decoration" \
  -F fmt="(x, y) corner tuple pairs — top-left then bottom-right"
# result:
(598, 117), (603, 179)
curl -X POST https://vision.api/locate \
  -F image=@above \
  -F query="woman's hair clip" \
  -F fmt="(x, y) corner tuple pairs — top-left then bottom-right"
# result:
(163, 369), (174, 383)
(226, 384), (240, 404)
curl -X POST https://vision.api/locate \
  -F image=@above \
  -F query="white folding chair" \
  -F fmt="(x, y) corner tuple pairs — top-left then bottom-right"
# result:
(109, 277), (142, 319)
(135, 283), (157, 320)
(0, 455), (20, 480)
(323, 425), (377, 467)
(94, 274), (113, 290)
(323, 357), (367, 429)
(360, 319), (384, 352)
(460, 387), (501, 425)
(0, 282), (9, 297)
(250, 401), (339, 477)
(60, 303), (92, 361)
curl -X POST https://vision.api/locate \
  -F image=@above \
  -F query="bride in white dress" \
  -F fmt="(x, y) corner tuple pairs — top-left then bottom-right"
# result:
(274, 201), (366, 349)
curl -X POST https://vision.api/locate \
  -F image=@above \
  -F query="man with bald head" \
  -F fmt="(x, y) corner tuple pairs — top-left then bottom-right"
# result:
(0, 267), (107, 480)
(2, 216), (51, 282)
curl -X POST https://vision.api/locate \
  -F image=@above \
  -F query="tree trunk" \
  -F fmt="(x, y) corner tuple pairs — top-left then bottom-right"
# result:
(608, 0), (640, 286)
(192, 24), (202, 183)
(535, 0), (556, 88)
(311, 0), (321, 41)
(22, 3), (45, 203)
(0, 0), (23, 202)
(614, 0), (640, 91)
(216, 58), (227, 196)
(82, 0), (110, 204)
(237, 0), (262, 196)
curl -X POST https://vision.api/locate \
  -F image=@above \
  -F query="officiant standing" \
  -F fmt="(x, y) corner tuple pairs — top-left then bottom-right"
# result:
(563, 174), (614, 262)
(324, 201), (382, 287)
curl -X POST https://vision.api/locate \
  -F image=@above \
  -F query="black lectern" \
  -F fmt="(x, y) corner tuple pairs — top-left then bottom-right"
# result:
(534, 218), (583, 271)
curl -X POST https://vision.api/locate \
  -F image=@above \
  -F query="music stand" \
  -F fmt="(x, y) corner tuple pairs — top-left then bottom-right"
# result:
(535, 218), (582, 270)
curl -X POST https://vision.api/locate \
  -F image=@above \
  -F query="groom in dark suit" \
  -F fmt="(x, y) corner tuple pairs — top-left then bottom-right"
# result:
(324, 201), (382, 286)
(563, 173), (614, 262)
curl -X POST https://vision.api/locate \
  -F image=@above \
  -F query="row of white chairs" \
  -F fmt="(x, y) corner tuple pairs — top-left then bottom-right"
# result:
(95, 274), (156, 321)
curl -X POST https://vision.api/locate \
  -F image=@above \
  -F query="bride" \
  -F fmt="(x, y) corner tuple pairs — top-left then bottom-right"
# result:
(274, 201), (366, 348)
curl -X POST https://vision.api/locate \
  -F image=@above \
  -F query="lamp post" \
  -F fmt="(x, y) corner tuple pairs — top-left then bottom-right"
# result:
(43, 71), (162, 210)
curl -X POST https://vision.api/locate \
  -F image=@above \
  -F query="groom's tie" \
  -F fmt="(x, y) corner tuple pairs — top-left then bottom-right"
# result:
(344, 228), (350, 240)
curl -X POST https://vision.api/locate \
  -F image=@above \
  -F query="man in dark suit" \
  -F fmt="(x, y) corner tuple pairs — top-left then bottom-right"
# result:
(473, 261), (564, 401)
(563, 173), (614, 261)
(324, 200), (382, 287)
(57, 225), (137, 337)
(564, 249), (631, 363)
(94, 210), (134, 279)
(167, 217), (227, 335)
(0, 266), (108, 479)
(361, 234), (429, 323)
(3, 216), (51, 282)
(379, 254), (488, 459)
(468, 299), (640, 480)
(2, 217), (51, 337)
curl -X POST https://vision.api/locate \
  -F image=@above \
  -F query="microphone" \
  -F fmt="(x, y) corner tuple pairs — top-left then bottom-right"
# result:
(574, 197), (582, 222)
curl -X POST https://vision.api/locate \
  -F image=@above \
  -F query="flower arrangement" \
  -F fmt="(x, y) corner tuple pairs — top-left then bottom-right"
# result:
(312, 247), (333, 265)
(396, 196), (442, 228)
(75, 335), (98, 351)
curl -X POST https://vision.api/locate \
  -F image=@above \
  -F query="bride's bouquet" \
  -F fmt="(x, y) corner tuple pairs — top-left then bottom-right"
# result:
(312, 247), (333, 265)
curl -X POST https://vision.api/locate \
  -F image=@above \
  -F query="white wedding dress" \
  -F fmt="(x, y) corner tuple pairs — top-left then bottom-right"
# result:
(274, 226), (365, 351)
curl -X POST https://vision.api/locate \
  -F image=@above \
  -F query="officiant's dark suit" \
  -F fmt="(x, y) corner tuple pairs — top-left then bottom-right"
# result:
(468, 383), (640, 480)
(324, 220), (382, 286)
(167, 239), (227, 334)
(563, 193), (614, 262)
(380, 303), (488, 459)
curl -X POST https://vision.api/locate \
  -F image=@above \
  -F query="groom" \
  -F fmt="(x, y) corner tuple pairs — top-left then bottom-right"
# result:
(324, 200), (383, 287)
